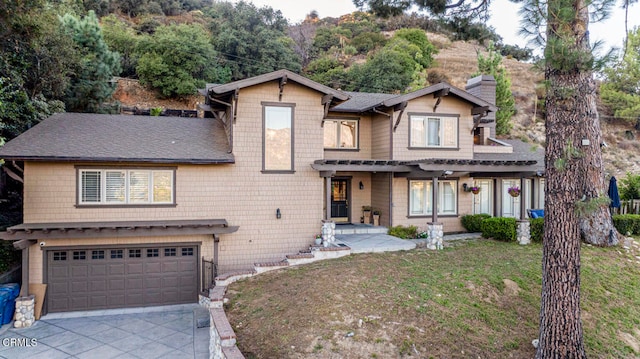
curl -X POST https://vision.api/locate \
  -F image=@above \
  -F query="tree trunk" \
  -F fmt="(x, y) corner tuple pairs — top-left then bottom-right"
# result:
(536, 0), (592, 356)
(578, 85), (619, 246)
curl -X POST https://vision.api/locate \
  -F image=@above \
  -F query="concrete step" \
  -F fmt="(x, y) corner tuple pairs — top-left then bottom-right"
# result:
(335, 225), (388, 235)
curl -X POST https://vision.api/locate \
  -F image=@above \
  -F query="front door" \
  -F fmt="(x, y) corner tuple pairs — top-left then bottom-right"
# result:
(331, 178), (350, 223)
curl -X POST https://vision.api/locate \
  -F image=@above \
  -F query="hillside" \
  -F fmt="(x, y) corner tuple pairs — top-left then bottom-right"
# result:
(112, 32), (639, 178)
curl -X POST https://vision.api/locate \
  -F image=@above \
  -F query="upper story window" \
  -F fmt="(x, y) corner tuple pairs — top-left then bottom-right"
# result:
(263, 103), (294, 172)
(409, 114), (458, 148)
(78, 168), (174, 206)
(324, 119), (358, 149)
(409, 179), (457, 216)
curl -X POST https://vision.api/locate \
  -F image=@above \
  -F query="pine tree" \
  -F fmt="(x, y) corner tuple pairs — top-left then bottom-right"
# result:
(474, 43), (516, 135)
(61, 11), (121, 113)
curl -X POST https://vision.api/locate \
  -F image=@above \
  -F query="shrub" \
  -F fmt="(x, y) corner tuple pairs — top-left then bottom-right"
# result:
(388, 225), (418, 239)
(530, 218), (544, 243)
(461, 214), (491, 232)
(480, 217), (517, 242)
(612, 214), (640, 235)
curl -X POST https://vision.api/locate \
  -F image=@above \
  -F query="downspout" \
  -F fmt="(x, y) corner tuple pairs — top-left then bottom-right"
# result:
(213, 234), (219, 279)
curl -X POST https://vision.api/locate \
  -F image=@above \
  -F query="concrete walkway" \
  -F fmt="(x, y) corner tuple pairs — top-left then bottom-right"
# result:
(335, 224), (482, 254)
(0, 304), (209, 359)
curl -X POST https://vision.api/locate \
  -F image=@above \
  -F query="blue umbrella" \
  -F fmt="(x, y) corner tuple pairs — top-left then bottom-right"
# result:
(608, 176), (621, 208)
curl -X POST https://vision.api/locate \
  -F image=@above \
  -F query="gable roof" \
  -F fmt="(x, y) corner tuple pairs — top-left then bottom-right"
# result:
(206, 69), (350, 101)
(0, 113), (234, 164)
(330, 82), (498, 113)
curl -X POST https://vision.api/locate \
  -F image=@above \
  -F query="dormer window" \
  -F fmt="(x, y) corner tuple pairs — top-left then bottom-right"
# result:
(324, 119), (358, 149)
(409, 114), (458, 148)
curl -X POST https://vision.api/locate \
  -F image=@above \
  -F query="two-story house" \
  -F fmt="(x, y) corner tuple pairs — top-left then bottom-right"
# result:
(0, 69), (543, 314)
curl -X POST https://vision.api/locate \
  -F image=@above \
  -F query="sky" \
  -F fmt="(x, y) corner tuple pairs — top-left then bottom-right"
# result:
(230, 0), (640, 53)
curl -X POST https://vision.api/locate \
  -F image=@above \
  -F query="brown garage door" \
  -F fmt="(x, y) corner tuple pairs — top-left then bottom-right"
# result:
(47, 245), (198, 313)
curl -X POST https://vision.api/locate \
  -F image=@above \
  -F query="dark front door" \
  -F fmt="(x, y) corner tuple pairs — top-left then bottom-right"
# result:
(331, 178), (350, 223)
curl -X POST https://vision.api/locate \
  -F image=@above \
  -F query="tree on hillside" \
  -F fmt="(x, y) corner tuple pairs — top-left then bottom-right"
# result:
(136, 23), (231, 97)
(0, 0), (71, 139)
(473, 43), (515, 135)
(207, 1), (301, 80)
(61, 11), (121, 112)
(600, 26), (640, 121)
(353, 0), (490, 20)
(101, 15), (141, 78)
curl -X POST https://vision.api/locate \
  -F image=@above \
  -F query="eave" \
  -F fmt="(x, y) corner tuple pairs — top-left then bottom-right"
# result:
(0, 156), (235, 165)
(0, 219), (239, 242)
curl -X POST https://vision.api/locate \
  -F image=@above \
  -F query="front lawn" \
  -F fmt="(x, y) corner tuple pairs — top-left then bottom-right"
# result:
(225, 239), (640, 358)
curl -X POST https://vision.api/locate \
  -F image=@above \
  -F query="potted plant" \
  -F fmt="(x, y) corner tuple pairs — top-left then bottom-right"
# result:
(372, 209), (381, 226)
(314, 234), (322, 245)
(362, 206), (372, 224)
(470, 186), (480, 194)
(508, 186), (521, 197)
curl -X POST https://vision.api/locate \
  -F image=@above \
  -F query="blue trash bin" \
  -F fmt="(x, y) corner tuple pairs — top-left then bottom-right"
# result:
(0, 291), (8, 325)
(0, 283), (20, 325)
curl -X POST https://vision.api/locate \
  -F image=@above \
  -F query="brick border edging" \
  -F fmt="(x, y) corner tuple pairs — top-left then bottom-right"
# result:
(207, 286), (244, 359)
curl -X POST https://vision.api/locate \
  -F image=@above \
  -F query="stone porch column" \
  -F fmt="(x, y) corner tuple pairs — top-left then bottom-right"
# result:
(427, 222), (443, 250)
(321, 220), (336, 247)
(517, 220), (531, 245)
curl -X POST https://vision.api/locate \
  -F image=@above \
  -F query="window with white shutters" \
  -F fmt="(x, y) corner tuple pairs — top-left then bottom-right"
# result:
(78, 169), (174, 205)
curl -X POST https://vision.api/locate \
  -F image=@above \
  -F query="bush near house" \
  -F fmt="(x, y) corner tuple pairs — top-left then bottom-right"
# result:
(612, 214), (640, 235)
(480, 217), (517, 242)
(388, 225), (419, 239)
(529, 218), (544, 243)
(461, 213), (491, 232)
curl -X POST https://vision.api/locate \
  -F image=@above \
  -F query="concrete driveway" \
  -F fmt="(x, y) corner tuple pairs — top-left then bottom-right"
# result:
(0, 303), (209, 359)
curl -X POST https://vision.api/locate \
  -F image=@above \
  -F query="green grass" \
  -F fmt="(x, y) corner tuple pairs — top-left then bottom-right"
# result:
(225, 239), (640, 358)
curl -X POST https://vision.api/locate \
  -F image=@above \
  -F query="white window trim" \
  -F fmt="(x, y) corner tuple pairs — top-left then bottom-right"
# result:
(78, 169), (174, 205)
(409, 114), (458, 149)
(409, 179), (458, 216)
(323, 119), (359, 149)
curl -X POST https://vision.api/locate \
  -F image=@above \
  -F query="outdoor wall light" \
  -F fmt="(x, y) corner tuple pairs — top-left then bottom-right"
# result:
(359, 181), (364, 190)
(276, 208), (281, 219)
(462, 183), (468, 192)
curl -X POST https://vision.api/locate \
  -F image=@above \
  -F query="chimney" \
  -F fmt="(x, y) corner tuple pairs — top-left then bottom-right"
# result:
(466, 75), (497, 138)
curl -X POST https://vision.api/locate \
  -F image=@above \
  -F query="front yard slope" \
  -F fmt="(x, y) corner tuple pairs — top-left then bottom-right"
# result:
(224, 239), (640, 358)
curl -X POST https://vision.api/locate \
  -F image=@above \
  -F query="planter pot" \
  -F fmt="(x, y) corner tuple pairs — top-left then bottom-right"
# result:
(509, 192), (520, 197)
(363, 210), (371, 224)
(315, 237), (322, 245)
(373, 214), (380, 226)
(471, 189), (480, 194)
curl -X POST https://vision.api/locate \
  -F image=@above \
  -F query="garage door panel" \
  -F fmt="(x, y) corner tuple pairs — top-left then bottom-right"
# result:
(71, 265), (89, 277)
(145, 262), (161, 273)
(90, 264), (107, 276)
(109, 294), (125, 307)
(162, 262), (178, 272)
(71, 296), (88, 310)
(179, 261), (196, 271)
(126, 277), (143, 289)
(90, 280), (106, 292)
(127, 263), (143, 274)
(50, 266), (68, 277)
(145, 277), (162, 289)
(70, 280), (88, 293)
(47, 245), (198, 313)
(109, 278), (125, 290)
(90, 296), (107, 308)
(109, 264), (125, 275)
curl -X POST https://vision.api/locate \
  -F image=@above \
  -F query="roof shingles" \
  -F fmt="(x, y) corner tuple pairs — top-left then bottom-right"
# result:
(0, 113), (234, 164)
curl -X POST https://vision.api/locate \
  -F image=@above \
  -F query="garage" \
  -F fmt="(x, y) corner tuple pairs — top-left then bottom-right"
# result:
(46, 244), (198, 313)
